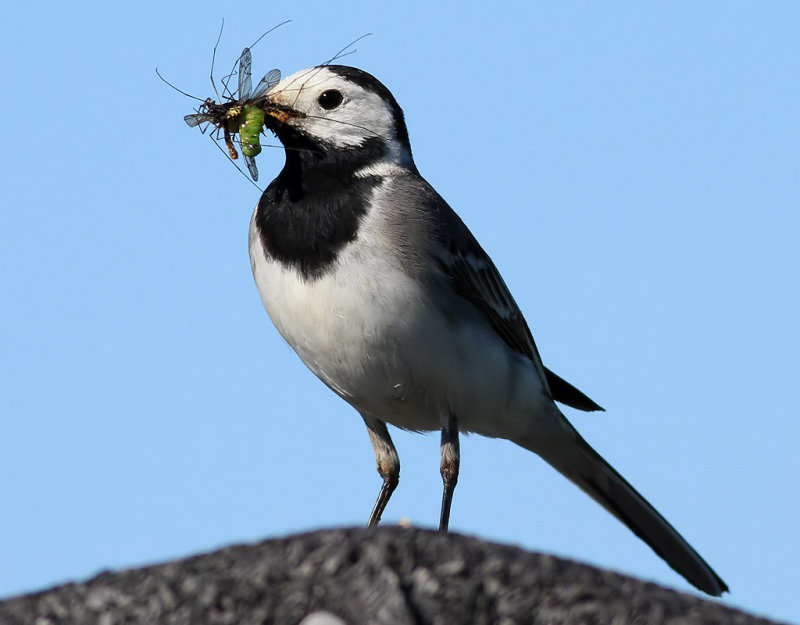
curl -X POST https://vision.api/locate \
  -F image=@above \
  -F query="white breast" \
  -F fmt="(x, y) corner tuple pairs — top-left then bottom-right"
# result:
(248, 199), (432, 424)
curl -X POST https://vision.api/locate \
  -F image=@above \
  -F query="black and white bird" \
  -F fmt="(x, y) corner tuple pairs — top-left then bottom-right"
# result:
(250, 64), (727, 596)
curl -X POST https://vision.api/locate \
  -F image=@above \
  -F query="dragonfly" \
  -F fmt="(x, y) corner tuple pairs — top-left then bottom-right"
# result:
(184, 47), (281, 181)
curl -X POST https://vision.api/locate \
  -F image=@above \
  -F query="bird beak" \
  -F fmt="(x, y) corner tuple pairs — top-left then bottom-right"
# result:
(263, 103), (305, 125)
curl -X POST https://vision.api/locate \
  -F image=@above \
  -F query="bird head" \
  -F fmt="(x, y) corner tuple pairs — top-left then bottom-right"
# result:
(262, 65), (415, 174)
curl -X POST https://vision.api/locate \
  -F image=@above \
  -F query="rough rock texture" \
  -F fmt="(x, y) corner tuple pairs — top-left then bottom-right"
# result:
(0, 527), (781, 625)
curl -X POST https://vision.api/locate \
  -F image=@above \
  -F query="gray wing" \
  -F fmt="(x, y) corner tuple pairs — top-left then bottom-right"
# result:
(433, 195), (603, 412)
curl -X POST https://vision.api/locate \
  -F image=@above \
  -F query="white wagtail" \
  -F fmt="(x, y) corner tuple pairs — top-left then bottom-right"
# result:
(249, 64), (727, 596)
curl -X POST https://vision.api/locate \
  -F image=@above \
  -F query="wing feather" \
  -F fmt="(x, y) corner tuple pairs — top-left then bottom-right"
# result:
(433, 201), (602, 411)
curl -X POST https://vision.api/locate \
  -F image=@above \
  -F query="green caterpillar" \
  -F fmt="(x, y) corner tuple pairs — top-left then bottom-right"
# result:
(239, 104), (266, 158)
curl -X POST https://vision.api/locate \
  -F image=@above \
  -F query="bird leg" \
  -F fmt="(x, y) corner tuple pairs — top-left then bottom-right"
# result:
(362, 416), (400, 527)
(439, 413), (460, 532)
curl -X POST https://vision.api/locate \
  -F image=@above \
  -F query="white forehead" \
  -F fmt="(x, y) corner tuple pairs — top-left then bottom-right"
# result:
(269, 66), (351, 97)
(267, 66), (399, 150)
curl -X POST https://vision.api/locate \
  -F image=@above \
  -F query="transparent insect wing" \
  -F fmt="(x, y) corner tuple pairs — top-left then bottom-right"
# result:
(252, 68), (281, 100)
(184, 113), (210, 127)
(245, 155), (259, 181)
(238, 47), (253, 99)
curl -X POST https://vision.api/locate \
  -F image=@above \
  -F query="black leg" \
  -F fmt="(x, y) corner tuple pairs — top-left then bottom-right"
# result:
(439, 413), (460, 533)
(362, 416), (400, 527)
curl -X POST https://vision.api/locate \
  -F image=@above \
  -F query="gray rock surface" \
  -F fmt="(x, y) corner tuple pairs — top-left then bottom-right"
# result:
(0, 527), (781, 624)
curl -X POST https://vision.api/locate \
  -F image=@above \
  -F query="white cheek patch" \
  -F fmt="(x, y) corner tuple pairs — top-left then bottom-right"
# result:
(308, 90), (395, 148)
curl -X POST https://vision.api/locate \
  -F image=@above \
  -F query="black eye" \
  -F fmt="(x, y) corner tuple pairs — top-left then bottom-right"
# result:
(318, 89), (343, 110)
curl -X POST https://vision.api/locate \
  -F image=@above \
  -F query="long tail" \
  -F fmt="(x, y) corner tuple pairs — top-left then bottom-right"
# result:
(516, 419), (728, 596)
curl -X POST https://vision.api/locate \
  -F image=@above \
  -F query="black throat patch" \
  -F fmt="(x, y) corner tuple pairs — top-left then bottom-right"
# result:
(254, 136), (385, 280)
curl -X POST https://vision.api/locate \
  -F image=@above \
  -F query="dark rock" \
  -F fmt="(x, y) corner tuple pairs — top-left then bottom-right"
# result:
(0, 527), (781, 625)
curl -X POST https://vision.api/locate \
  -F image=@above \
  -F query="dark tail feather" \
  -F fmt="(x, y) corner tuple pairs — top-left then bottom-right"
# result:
(517, 427), (728, 596)
(544, 367), (604, 412)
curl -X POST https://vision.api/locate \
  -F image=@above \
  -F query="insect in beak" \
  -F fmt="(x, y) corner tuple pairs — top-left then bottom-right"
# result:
(264, 104), (305, 125)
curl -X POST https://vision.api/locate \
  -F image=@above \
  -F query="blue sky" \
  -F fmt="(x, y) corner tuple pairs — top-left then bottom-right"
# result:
(1, 2), (798, 622)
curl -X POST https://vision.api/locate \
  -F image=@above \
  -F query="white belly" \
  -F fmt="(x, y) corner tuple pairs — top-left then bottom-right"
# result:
(248, 209), (551, 438)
